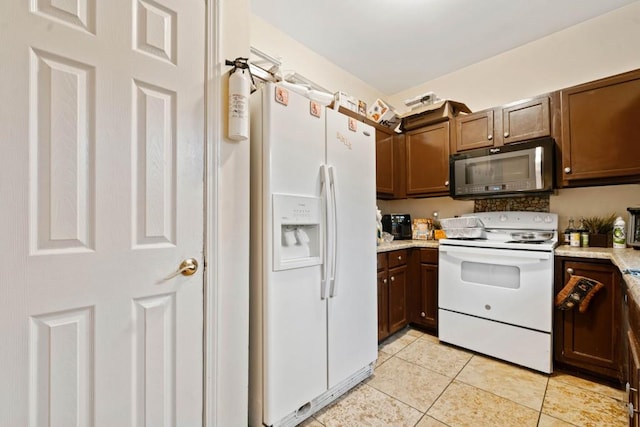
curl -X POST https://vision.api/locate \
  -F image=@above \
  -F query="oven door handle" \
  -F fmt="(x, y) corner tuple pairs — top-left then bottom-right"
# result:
(439, 246), (551, 265)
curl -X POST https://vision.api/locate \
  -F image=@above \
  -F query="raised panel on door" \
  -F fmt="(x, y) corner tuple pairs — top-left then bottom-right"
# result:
(376, 129), (395, 196)
(561, 70), (640, 183)
(502, 97), (550, 144)
(1, 1), (205, 425)
(378, 270), (390, 342)
(556, 260), (621, 379)
(388, 265), (408, 334)
(454, 110), (494, 152)
(419, 264), (438, 330)
(405, 122), (450, 196)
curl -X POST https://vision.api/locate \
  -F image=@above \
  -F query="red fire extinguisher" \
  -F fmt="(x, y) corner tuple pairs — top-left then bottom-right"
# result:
(226, 58), (255, 141)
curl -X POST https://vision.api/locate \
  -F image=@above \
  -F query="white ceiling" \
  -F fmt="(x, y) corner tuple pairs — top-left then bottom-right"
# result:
(251, 0), (638, 95)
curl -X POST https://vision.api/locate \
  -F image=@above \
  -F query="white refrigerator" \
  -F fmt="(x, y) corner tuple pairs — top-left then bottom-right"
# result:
(249, 82), (377, 427)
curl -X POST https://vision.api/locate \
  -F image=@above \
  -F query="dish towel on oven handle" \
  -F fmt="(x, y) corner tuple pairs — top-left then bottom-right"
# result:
(555, 275), (604, 313)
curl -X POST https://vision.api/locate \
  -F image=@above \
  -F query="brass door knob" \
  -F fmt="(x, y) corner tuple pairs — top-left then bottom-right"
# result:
(164, 258), (199, 280)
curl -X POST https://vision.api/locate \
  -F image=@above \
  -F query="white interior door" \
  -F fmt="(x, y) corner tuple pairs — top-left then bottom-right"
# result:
(0, 1), (205, 425)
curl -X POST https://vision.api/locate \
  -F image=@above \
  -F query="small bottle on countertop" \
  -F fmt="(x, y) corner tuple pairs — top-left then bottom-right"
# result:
(579, 218), (589, 247)
(569, 218), (581, 247)
(563, 218), (574, 246)
(613, 216), (626, 249)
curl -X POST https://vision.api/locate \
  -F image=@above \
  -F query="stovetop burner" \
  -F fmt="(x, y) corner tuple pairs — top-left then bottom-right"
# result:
(440, 211), (559, 252)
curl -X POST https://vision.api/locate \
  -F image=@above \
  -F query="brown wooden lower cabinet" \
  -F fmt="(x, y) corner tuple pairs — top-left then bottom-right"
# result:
(409, 248), (438, 332)
(554, 256), (622, 382)
(377, 250), (408, 341)
(627, 328), (640, 426)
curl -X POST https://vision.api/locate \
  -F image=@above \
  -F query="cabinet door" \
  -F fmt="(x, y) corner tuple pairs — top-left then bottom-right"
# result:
(502, 97), (550, 144)
(560, 69), (640, 184)
(377, 270), (390, 341)
(405, 122), (450, 196)
(454, 109), (495, 152)
(554, 259), (622, 380)
(376, 129), (395, 197)
(388, 265), (408, 334)
(418, 263), (438, 330)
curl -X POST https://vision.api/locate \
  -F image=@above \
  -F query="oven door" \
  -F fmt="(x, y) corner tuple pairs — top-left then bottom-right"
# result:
(439, 245), (553, 332)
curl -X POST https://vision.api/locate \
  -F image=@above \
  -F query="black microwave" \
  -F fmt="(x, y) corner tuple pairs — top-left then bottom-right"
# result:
(449, 138), (555, 199)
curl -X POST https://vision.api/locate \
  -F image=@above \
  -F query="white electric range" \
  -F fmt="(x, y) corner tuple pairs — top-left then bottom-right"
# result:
(438, 211), (558, 373)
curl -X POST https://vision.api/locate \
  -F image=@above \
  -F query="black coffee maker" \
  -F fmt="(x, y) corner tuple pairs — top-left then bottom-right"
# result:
(381, 214), (412, 240)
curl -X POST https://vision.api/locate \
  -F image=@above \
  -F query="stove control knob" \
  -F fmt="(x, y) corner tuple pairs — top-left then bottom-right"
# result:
(544, 215), (553, 223)
(534, 215), (542, 223)
(499, 214), (507, 222)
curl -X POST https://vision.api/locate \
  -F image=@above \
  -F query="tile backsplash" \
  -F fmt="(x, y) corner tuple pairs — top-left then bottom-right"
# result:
(474, 195), (550, 213)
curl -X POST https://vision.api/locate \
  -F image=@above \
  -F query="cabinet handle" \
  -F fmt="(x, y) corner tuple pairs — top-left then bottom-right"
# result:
(444, 180), (449, 186)
(390, 276), (395, 282)
(504, 132), (509, 138)
(564, 167), (572, 174)
(420, 312), (426, 318)
(627, 382), (638, 404)
(487, 134), (493, 140)
(566, 268), (574, 275)
(383, 278), (387, 284)
(628, 402), (639, 419)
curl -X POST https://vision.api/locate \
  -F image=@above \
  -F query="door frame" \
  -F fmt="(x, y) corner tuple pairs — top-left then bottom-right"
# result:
(205, 0), (221, 425)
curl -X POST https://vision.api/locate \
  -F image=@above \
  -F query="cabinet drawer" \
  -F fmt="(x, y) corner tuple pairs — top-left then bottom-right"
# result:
(377, 253), (387, 271)
(388, 250), (408, 268)
(420, 248), (438, 264)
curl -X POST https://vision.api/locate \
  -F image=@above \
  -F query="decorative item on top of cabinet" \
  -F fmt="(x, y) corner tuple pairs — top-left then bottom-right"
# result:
(554, 257), (622, 382)
(453, 95), (553, 153)
(405, 121), (451, 197)
(560, 68), (640, 187)
(377, 250), (408, 341)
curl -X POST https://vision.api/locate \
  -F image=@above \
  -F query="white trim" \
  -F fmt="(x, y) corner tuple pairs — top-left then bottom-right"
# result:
(204, 0), (221, 425)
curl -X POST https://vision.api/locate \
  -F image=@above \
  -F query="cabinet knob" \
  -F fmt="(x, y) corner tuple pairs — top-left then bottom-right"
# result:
(487, 134), (493, 140)
(397, 255), (402, 261)
(566, 268), (574, 275)
(444, 180), (449, 186)
(564, 167), (572, 174)
(627, 382), (638, 404)
(420, 312), (426, 318)
(383, 278), (387, 284)
(504, 132), (509, 138)
(390, 276), (395, 282)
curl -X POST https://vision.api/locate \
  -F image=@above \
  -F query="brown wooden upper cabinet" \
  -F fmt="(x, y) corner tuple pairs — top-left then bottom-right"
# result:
(560, 69), (640, 186)
(405, 122), (451, 197)
(376, 128), (406, 199)
(453, 96), (551, 153)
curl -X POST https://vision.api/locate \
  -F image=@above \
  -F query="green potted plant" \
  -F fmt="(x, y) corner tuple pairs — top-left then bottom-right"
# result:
(582, 213), (617, 247)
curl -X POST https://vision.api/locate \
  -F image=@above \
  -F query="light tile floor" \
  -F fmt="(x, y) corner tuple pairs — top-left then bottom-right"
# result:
(300, 328), (627, 427)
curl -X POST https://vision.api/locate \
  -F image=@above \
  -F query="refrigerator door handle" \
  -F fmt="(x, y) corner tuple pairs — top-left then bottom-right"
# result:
(329, 166), (338, 297)
(320, 164), (331, 300)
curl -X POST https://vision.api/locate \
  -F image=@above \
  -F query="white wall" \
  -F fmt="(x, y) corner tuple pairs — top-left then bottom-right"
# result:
(210, 1), (250, 426)
(250, 14), (384, 107)
(387, 1), (640, 112)
(381, 1), (640, 230)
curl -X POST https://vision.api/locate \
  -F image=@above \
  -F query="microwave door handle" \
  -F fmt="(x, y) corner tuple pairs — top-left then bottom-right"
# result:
(535, 146), (543, 189)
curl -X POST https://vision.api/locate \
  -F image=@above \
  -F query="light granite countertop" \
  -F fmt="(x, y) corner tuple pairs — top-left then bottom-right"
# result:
(376, 239), (439, 253)
(377, 240), (640, 306)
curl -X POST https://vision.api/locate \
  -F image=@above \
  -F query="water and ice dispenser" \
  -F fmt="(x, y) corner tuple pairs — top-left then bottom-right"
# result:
(273, 194), (322, 270)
